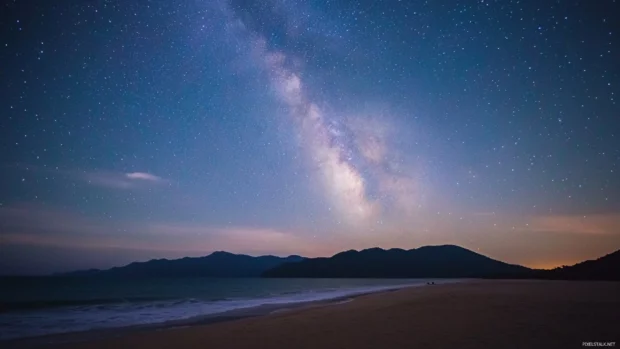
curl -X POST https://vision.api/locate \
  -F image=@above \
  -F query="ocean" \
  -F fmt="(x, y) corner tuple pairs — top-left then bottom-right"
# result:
(0, 277), (456, 341)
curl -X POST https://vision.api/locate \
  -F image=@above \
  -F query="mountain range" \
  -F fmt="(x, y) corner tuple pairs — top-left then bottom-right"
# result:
(58, 245), (620, 281)
(59, 252), (303, 278)
(262, 245), (529, 278)
(263, 245), (620, 280)
(546, 248), (620, 280)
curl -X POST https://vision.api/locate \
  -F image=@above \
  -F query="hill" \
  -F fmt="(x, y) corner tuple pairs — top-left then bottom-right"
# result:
(262, 245), (530, 278)
(543, 249), (620, 281)
(59, 252), (304, 278)
(58, 246), (620, 280)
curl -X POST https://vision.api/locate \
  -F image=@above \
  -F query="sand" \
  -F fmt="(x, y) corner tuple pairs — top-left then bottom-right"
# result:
(11, 280), (620, 349)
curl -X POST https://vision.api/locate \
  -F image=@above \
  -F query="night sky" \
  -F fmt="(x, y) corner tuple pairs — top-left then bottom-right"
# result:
(1, 0), (619, 274)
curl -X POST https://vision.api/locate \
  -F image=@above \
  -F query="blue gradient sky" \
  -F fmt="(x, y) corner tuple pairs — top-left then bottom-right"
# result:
(1, 0), (619, 274)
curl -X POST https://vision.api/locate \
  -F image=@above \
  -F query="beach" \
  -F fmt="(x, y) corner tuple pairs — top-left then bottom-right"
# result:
(6, 280), (616, 349)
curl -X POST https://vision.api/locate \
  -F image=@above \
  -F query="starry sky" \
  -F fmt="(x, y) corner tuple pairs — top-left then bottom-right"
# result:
(1, 0), (619, 274)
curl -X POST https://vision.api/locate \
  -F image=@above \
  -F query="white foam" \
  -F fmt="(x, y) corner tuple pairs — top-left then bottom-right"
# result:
(0, 279), (461, 340)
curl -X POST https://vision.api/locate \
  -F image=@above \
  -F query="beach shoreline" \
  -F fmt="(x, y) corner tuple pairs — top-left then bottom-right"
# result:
(2, 280), (455, 348)
(4, 280), (619, 349)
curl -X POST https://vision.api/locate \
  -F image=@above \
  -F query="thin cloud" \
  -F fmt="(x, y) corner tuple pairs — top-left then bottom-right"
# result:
(83, 171), (165, 189)
(126, 172), (162, 181)
(0, 204), (325, 257)
(0, 203), (119, 242)
(473, 212), (497, 217)
(10, 165), (166, 190)
(526, 214), (620, 235)
(84, 171), (133, 189)
(146, 223), (325, 257)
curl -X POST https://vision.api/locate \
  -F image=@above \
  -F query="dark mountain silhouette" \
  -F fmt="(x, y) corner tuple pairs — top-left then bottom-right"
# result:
(500, 249), (620, 281)
(57, 246), (620, 281)
(262, 245), (530, 278)
(545, 249), (620, 280)
(59, 252), (304, 278)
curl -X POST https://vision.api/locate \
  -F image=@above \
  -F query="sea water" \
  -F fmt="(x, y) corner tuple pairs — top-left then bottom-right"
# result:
(0, 277), (457, 340)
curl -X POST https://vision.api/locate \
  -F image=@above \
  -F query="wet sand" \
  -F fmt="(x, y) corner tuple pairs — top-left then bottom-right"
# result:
(11, 280), (620, 349)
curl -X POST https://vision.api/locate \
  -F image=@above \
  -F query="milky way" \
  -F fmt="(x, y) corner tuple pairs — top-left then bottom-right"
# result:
(219, 3), (424, 225)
